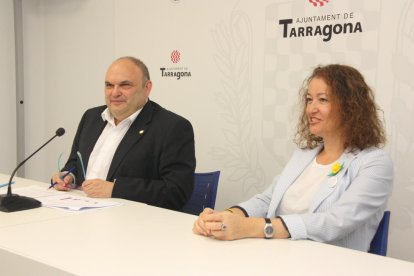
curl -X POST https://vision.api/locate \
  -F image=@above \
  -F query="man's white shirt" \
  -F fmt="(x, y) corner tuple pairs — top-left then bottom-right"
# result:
(85, 108), (141, 180)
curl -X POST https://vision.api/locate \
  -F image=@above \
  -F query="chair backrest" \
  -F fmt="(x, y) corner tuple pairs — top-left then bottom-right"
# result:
(181, 171), (220, 215)
(368, 211), (391, 256)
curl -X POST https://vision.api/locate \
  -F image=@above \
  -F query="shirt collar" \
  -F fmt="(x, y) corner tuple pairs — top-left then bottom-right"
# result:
(101, 107), (142, 127)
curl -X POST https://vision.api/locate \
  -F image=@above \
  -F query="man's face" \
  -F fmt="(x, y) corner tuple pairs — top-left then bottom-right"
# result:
(104, 59), (152, 124)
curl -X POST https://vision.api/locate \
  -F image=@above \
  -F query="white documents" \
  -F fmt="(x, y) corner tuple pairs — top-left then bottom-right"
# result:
(11, 186), (122, 212)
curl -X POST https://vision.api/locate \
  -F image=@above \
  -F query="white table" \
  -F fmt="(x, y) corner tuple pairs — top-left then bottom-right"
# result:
(1, 173), (414, 276)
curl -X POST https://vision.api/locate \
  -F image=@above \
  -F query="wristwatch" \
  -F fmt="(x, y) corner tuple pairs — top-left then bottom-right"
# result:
(264, 218), (274, 239)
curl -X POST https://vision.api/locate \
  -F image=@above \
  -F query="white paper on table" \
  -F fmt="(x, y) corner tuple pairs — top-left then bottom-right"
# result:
(12, 185), (123, 212)
(40, 194), (122, 211)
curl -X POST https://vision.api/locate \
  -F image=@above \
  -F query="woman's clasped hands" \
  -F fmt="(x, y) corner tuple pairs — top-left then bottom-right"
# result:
(192, 208), (250, 240)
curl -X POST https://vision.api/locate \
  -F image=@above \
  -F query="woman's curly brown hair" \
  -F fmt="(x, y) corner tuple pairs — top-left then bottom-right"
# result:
(294, 64), (386, 151)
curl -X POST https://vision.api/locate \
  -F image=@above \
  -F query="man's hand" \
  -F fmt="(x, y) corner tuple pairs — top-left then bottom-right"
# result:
(51, 172), (74, 191)
(82, 179), (114, 198)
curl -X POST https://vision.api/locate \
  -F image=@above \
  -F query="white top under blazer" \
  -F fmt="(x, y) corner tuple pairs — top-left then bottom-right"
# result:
(279, 158), (335, 215)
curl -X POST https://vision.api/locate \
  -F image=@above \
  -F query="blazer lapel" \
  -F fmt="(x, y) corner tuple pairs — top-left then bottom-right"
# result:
(106, 101), (154, 180)
(267, 146), (321, 216)
(82, 117), (107, 173)
(308, 150), (358, 212)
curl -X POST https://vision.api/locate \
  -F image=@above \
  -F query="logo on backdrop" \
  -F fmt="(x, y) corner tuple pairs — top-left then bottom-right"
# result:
(160, 50), (192, 80)
(308, 0), (329, 7)
(278, 1), (362, 42)
(171, 50), (181, 63)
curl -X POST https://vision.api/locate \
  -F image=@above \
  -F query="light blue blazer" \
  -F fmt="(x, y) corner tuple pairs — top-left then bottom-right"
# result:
(239, 146), (393, 251)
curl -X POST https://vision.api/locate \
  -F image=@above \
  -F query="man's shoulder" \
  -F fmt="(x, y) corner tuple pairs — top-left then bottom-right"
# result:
(77, 105), (106, 125)
(85, 105), (106, 114)
(148, 101), (191, 124)
(81, 105), (106, 118)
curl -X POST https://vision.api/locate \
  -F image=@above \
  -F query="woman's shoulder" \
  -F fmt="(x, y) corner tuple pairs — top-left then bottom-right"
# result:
(353, 147), (391, 160)
(349, 147), (393, 171)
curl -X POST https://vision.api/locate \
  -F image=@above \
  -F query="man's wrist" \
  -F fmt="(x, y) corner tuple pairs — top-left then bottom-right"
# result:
(68, 172), (76, 185)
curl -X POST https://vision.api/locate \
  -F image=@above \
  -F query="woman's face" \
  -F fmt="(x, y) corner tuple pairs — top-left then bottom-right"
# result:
(306, 77), (343, 140)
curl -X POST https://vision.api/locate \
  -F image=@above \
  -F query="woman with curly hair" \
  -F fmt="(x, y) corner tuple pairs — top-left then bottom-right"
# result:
(193, 64), (393, 252)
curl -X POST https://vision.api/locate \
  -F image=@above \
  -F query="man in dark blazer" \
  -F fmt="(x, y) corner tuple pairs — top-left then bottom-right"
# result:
(52, 56), (196, 211)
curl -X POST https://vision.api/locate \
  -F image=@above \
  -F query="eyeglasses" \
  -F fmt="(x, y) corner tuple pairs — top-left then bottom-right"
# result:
(0, 181), (15, 188)
(77, 151), (86, 179)
(57, 152), (86, 179)
(48, 152), (85, 189)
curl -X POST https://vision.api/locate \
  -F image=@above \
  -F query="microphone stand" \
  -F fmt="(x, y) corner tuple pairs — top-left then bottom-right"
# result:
(0, 128), (65, 212)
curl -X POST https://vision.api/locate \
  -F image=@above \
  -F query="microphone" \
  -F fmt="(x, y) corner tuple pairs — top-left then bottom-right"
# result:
(0, 128), (65, 212)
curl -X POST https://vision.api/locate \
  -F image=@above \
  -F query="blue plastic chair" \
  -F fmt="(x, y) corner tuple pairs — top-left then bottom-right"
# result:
(368, 211), (391, 256)
(181, 171), (220, 215)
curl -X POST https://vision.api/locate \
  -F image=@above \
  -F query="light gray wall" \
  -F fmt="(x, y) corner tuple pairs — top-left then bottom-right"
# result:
(6, 0), (414, 262)
(0, 0), (17, 175)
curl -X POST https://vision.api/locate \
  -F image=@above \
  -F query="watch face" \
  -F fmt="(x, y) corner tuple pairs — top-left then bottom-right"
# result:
(264, 218), (274, 238)
(265, 225), (273, 235)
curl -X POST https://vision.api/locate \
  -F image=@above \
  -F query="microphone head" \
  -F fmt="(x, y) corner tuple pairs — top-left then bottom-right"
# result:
(56, 128), (65, 137)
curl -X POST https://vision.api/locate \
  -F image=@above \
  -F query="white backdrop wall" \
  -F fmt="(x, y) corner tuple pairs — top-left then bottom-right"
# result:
(4, 0), (413, 262)
(0, 0), (16, 174)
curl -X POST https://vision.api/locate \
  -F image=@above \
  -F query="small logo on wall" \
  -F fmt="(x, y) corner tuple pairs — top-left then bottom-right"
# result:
(171, 50), (181, 63)
(278, 1), (362, 42)
(160, 50), (192, 80)
(308, 0), (329, 7)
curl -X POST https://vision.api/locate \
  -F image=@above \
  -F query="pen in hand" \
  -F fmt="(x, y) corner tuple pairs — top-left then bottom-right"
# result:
(49, 167), (76, 190)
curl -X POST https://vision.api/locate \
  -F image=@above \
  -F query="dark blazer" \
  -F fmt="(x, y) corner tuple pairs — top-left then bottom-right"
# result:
(62, 100), (196, 210)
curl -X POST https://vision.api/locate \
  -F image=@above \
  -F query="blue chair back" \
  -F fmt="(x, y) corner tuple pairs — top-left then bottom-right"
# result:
(181, 171), (220, 215)
(369, 211), (391, 256)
